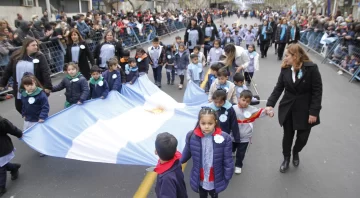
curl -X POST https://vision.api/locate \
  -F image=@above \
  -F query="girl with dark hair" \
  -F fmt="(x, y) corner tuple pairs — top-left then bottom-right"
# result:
(181, 107), (234, 197)
(65, 29), (95, 80)
(202, 14), (220, 59)
(0, 38), (52, 114)
(94, 30), (124, 69)
(184, 18), (204, 54)
(266, 44), (323, 173)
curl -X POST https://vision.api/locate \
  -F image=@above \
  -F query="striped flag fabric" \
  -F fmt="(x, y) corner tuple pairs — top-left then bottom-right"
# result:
(22, 75), (201, 166)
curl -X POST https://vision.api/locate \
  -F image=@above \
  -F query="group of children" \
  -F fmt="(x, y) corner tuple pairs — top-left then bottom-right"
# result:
(155, 83), (274, 197)
(217, 22), (260, 48)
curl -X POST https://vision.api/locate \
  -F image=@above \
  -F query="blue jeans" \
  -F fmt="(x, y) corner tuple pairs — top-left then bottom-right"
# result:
(152, 66), (163, 84)
(166, 69), (175, 83)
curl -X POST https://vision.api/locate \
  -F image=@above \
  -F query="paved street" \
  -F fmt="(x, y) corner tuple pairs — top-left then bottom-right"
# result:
(1, 15), (360, 198)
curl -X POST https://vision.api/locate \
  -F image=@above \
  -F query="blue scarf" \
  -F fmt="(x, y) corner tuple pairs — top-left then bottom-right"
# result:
(262, 26), (267, 40)
(280, 24), (287, 41)
(291, 27), (295, 40)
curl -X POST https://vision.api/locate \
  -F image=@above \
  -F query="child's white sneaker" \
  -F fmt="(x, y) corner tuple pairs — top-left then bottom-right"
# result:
(235, 167), (242, 174)
(178, 84), (183, 89)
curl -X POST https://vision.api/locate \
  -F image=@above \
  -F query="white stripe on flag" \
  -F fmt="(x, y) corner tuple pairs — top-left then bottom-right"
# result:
(65, 92), (178, 164)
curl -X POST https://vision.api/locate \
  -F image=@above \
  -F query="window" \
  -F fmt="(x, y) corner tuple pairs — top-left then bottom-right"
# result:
(23, 0), (35, 6)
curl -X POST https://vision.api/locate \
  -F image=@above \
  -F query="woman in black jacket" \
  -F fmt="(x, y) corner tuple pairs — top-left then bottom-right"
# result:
(94, 30), (124, 70)
(265, 44), (323, 173)
(275, 18), (290, 60)
(257, 20), (273, 58)
(65, 29), (95, 80)
(0, 115), (23, 196)
(0, 38), (52, 114)
(202, 14), (220, 59)
(288, 20), (300, 44)
(184, 18), (204, 54)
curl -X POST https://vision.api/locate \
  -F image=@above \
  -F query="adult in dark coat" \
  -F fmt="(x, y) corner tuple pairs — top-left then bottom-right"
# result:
(275, 18), (290, 60)
(265, 44), (323, 173)
(94, 30), (124, 69)
(65, 29), (95, 80)
(0, 38), (53, 114)
(13, 21), (35, 46)
(184, 18), (204, 54)
(257, 20), (273, 58)
(202, 14), (219, 58)
(288, 20), (301, 44)
(268, 17), (277, 46)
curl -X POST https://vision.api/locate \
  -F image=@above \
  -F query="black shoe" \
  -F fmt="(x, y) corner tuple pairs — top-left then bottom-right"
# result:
(278, 57), (282, 61)
(275, 51), (278, 55)
(293, 152), (300, 167)
(0, 187), (6, 197)
(265, 54), (267, 57)
(261, 55), (264, 58)
(170, 81), (174, 85)
(10, 163), (21, 180)
(280, 156), (290, 173)
(167, 81), (170, 85)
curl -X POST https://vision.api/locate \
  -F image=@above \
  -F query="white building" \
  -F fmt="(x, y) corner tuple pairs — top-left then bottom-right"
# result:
(0, 0), (92, 29)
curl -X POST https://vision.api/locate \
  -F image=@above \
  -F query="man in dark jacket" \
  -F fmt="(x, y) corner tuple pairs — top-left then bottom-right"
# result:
(13, 21), (35, 46)
(154, 132), (187, 198)
(0, 116), (23, 197)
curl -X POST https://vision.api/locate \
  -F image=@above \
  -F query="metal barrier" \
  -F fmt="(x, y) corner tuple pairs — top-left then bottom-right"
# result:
(299, 31), (360, 83)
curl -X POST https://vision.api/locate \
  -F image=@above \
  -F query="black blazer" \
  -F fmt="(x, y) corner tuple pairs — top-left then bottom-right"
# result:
(266, 62), (323, 130)
(1, 52), (53, 94)
(288, 26), (301, 44)
(65, 42), (95, 80)
(0, 116), (23, 157)
(94, 41), (124, 66)
(202, 23), (219, 43)
(184, 26), (204, 46)
(257, 25), (273, 42)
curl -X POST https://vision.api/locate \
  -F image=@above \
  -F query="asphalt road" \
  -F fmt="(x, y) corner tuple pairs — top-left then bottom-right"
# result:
(1, 15), (360, 198)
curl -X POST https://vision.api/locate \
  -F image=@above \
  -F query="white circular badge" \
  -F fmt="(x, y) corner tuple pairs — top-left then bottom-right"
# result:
(112, 74), (117, 79)
(33, 59), (39, 63)
(250, 55), (254, 59)
(137, 58), (142, 62)
(187, 30), (190, 33)
(80, 45), (85, 49)
(167, 55), (172, 59)
(215, 50), (220, 54)
(244, 111), (252, 118)
(72, 78), (79, 82)
(125, 70), (130, 75)
(98, 81), (103, 86)
(28, 97), (35, 104)
(219, 114), (228, 122)
(211, 27), (214, 30)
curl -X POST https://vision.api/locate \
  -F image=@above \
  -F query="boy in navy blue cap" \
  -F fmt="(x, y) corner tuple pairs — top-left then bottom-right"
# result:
(154, 132), (187, 198)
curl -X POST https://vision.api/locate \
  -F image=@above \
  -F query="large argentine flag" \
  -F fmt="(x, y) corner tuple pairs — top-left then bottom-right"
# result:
(22, 75), (201, 166)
